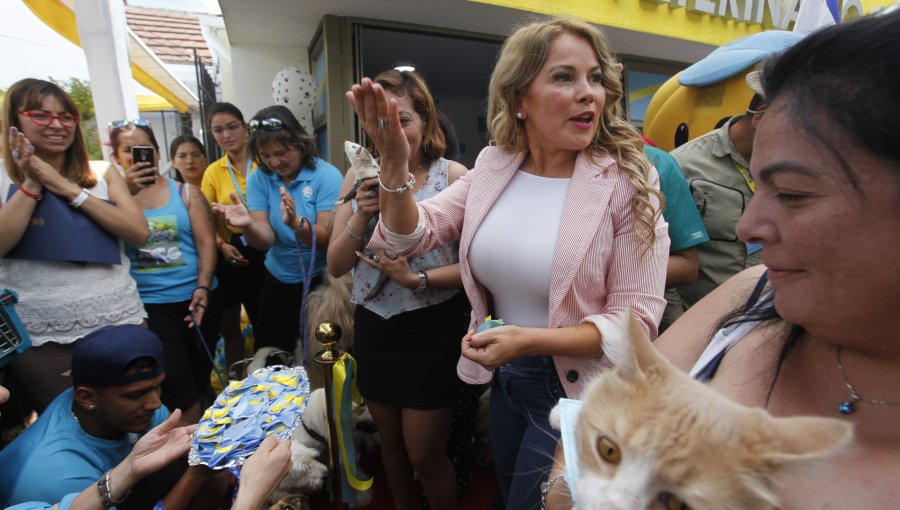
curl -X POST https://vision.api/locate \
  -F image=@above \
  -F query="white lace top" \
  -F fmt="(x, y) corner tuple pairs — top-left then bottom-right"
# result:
(0, 162), (146, 346)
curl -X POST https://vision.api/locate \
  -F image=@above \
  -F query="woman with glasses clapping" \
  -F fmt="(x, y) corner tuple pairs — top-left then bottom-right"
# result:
(212, 105), (342, 354)
(0, 78), (148, 416)
(201, 102), (266, 369)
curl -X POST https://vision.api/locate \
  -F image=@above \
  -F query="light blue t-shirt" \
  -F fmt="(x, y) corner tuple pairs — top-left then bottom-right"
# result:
(246, 158), (342, 284)
(646, 145), (710, 251)
(125, 179), (217, 303)
(0, 388), (168, 506)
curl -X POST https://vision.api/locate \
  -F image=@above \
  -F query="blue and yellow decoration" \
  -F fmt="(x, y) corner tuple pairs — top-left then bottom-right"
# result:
(644, 30), (805, 151)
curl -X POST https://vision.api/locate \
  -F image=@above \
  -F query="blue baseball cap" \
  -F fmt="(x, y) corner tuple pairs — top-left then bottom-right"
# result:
(71, 325), (165, 388)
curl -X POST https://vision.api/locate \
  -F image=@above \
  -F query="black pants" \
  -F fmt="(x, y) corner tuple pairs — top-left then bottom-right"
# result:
(144, 293), (223, 412)
(253, 268), (323, 354)
(215, 233), (266, 330)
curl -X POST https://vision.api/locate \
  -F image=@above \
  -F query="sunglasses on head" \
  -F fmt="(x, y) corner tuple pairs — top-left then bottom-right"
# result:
(248, 118), (285, 133)
(18, 110), (79, 127)
(108, 119), (152, 130)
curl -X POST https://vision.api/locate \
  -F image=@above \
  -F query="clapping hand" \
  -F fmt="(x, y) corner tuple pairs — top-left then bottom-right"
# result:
(8, 127), (69, 196)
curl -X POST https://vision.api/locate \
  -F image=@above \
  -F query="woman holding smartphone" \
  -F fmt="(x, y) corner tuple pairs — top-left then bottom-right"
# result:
(110, 121), (221, 423)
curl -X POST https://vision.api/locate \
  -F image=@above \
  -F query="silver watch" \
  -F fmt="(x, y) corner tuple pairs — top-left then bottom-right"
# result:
(415, 270), (429, 292)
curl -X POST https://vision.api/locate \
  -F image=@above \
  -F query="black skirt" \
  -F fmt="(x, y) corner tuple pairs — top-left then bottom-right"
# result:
(354, 292), (471, 409)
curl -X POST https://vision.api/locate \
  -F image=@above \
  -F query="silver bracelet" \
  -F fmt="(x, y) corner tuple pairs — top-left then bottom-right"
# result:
(97, 470), (131, 508)
(346, 219), (366, 241)
(540, 474), (565, 510)
(377, 171), (415, 194)
(69, 188), (91, 208)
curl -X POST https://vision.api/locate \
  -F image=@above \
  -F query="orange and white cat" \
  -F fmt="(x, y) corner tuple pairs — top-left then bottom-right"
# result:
(553, 311), (852, 510)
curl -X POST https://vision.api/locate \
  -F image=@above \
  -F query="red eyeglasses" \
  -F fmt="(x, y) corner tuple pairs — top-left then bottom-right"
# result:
(18, 110), (80, 127)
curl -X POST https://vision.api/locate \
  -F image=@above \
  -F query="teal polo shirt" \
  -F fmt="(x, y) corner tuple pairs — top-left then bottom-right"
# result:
(645, 145), (709, 251)
(246, 158), (342, 284)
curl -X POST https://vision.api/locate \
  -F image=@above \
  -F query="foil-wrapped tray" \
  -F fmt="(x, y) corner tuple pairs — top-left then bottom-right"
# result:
(189, 364), (310, 469)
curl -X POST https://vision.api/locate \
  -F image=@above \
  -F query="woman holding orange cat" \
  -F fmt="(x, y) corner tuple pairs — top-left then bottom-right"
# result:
(347, 19), (668, 509)
(546, 11), (900, 510)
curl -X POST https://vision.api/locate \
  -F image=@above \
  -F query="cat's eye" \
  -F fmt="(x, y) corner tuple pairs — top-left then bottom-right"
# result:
(659, 492), (691, 510)
(596, 435), (621, 464)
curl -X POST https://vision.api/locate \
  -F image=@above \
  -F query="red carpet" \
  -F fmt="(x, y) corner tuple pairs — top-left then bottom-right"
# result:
(310, 446), (497, 509)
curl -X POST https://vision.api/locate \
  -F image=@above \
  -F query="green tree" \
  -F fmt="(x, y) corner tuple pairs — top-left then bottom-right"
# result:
(50, 77), (103, 160)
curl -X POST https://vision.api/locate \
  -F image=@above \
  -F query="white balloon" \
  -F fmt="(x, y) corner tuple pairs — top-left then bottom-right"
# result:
(272, 67), (316, 134)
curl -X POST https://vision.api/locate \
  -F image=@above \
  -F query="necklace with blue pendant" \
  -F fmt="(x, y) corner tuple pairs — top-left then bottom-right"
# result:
(836, 346), (900, 415)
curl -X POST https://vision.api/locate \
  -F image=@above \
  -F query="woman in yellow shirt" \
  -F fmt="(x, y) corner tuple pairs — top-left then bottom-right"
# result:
(200, 102), (265, 368)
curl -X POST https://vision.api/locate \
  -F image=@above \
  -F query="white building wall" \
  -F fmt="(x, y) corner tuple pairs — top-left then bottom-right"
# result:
(230, 43), (309, 118)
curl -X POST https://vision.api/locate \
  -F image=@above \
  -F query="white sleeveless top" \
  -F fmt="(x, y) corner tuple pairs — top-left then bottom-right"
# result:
(0, 162), (146, 346)
(468, 171), (570, 328)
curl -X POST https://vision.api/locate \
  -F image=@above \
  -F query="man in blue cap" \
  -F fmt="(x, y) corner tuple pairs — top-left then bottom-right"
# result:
(0, 325), (169, 506)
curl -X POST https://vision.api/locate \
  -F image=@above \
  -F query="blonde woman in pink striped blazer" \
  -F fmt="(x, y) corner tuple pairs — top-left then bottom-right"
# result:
(348, 18), (669, 509)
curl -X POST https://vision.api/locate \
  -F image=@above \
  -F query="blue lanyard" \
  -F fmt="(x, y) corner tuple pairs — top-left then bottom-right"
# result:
(226, 157), (254, 206)
(294, 216), (317, 367)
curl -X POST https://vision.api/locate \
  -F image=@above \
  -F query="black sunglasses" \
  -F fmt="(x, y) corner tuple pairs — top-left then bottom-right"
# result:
(248, 118), (285, 133)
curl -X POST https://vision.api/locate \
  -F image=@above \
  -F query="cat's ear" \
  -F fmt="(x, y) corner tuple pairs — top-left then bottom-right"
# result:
(596, 309), (662, 378)
(764, 414), (853, 465)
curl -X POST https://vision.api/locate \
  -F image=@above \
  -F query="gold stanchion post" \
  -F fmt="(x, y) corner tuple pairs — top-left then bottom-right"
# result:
(314, 321), (348, 510)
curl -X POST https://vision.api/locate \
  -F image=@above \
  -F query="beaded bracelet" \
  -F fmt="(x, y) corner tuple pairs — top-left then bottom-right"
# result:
(377, 171), (415, 194)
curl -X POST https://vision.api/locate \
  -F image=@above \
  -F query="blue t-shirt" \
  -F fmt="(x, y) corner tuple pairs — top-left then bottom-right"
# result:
(246, 158), (342, 284)
(125, 179), (217, 303)
(0, 388), (168, 506)
(646, 145), (710, 251)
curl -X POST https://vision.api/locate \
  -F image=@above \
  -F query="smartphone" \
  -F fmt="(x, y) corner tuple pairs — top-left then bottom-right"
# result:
(132, 146), (155, 166)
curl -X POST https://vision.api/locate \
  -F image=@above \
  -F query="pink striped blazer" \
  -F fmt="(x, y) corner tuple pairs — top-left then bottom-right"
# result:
(369, 146), (669, 398)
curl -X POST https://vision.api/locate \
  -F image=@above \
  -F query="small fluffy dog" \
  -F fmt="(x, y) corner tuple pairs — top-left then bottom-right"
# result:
(302, 272), (356, 390)
(268, 388), (378, 506)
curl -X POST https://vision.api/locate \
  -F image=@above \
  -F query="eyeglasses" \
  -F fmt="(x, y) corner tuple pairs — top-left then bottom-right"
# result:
(211, 121), (244, 135)
(18, 110), (79, 127)
(109, 119), (152, 130)
(248, 118), (284, 133)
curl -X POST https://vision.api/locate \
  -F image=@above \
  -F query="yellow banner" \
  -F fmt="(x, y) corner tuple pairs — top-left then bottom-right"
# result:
(468, 0), (894, 46)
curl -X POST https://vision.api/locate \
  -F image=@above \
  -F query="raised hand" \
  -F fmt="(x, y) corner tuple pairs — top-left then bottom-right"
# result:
(124, 161), (157, 195)
(345, 78), (410, 178)
(211, 192), (252, 228)
(122, 409), (196, 482)
(8, 127), (68, 195)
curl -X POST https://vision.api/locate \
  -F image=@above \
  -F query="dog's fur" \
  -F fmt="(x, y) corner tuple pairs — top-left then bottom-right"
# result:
(302, 272), (356, 390)
(267, 494), (312, 510)
(268, 388), (378, 506)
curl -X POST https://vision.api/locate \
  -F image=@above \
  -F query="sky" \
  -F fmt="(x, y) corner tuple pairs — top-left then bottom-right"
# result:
(0, 0), (220, 90)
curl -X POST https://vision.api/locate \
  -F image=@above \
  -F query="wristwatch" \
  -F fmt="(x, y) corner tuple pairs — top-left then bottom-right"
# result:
(415, 270), (430, 293)
(295, 216), (307, 233)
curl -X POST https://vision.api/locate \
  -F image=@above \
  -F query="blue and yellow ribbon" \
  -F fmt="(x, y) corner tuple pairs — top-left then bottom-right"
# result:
(331, 353), (373, 504)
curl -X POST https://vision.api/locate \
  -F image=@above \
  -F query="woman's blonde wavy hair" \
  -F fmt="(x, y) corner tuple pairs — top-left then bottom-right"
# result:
(487, 17), (663, 249)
